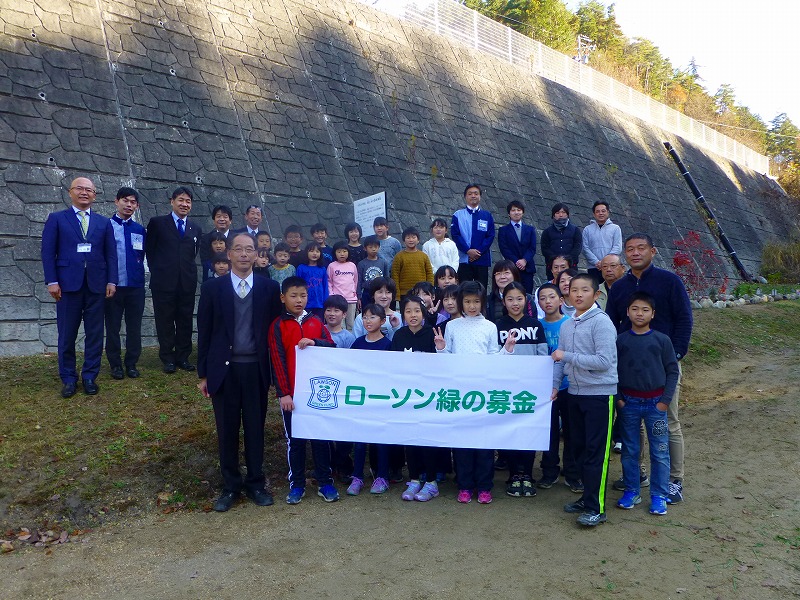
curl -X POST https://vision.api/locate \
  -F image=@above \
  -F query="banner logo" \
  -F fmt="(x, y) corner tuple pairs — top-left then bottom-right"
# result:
(307, 376), (340, 410)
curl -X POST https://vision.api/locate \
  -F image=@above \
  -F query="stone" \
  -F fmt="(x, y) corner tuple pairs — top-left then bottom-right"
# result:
(699, 298), (713, 308)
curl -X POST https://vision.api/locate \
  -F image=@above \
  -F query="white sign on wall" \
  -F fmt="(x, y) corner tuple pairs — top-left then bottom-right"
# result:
(353, 191), (386, 236)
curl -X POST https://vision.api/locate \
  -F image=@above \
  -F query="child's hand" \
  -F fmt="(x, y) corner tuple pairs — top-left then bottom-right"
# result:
(433, 327), (446, 351)
(551, 349), (564, 362)
(388, 311), (401, 328)
(429, 300), (441, 314)
(616, 398), (626, 409)
(503, 329), (517, 353)
(297, 338), (315, 349)
(280, 395), (294, 411)
(357, 299), (362, 311)
(656, 401), (669, 412)
(551, 387), (558, 401)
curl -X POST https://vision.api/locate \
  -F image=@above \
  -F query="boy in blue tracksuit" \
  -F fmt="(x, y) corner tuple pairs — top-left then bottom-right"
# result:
(451, 183), (494, 290)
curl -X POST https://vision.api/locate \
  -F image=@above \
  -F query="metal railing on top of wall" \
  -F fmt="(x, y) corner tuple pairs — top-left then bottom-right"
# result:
(356, 0), (770, 174)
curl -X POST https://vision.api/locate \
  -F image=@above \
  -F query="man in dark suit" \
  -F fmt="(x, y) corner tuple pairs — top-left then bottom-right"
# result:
(145, 186), (202, 373)
(197, 232), (283, 511)
(498, 199), (537, 293)
(234, 204), (265, 236)
(41, 176), (118, 397)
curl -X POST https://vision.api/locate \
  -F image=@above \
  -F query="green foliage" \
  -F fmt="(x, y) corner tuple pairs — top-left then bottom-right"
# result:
(761, 241), (800, 283)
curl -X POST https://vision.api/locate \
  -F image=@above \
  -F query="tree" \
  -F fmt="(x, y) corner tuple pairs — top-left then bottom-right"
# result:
(524, 0), (576, 53)
(713, 84), (736, 115)
(767, 114), (800, 198)
(462, 0), (531, 34)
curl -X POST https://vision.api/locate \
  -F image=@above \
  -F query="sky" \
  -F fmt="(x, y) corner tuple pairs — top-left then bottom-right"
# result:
(568, 0), (800, 128)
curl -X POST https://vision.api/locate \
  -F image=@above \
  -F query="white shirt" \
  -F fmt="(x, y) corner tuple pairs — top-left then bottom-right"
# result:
(230, 271), (254, 297)
(437, 314), (511, 355)
(422, 237), (460, 272)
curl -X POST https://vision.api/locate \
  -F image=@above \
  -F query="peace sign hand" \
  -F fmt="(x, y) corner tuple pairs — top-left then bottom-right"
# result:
(433, 326), (446, 351)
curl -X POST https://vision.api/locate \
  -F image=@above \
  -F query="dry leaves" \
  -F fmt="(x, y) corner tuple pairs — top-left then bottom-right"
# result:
(1, 527), (88, 553)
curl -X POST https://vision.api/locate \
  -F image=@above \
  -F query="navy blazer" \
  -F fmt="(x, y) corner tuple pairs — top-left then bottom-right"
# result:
(41, 207), (118, 294)
(498, 222), (537, 274)
(145, 214), (202, 293)
(196, 273), (282, 396)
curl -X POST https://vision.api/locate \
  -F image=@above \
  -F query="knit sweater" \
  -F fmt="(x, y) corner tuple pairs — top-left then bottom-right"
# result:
(391, 249), (433, 298)
(616, 329), (680, 403)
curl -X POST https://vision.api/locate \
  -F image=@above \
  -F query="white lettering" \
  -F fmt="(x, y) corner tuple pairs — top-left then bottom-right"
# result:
(499, 326), (539, 342)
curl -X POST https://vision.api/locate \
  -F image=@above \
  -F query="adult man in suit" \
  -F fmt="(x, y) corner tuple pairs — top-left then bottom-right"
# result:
(197, 232), (283, 511)
(498, 199), (537, 293)
(41, 176), (118, 397)
(105, 187), (146, 380)
(145, 186), (202, 373)
(234, 204), (265, 236)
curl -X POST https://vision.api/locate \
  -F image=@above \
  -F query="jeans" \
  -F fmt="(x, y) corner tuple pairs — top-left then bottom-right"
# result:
(619, 394), (670, 499)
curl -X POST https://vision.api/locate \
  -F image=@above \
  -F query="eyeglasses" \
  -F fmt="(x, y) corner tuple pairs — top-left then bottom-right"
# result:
(70, 186), (96, 194)
(230, 246), (256, 254)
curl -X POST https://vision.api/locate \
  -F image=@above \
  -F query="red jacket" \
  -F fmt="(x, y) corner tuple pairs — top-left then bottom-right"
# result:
(268, 311), (334, 398)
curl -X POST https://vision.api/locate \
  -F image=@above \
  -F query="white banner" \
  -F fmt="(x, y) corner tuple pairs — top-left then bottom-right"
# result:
(353, 191), (386, 236)
(292, 346), (553, 450)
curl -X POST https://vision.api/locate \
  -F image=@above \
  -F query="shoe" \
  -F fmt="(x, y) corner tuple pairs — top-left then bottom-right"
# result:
(564, 499), (586, 513)
(506, 475), (523, 497)
(213, 491), (238, 512)
(61, 382), (77, 398)
(565, 478), (584, 493)
(612, 473), (650, 491)
(521, 476), (536, 497)
(401, 480), (421, 501)
(494, 458), (508, 471)
(577, 511), (607, 527)
(388, 469), (404, 483)
(457, 489), (472, 504)
(667, 479), (683, 504)
(110, 366), (124, 380)
(649, 496), (668, 515)
(163, 362), (176, 374)
(177, 361), (195, 371)
(82, 379), (99, 395)
(317, 484), (340, 502)
(370, 477), (389, 494)
(616, 491), (642, 509)
(477, 491), (493, 504)
(286, 487), (305, 505)
(537, 475), (559, 489)
(126, 367), (140, 378)
(613, 442), (622, 454)
(346, 477), (364, 496)
(435, 472), (447, 483)
(245, 488), (273, 506)
(414, 482), (439, 502)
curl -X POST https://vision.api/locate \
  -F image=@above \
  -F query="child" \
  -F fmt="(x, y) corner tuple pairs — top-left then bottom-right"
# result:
(256, 231), (273, 252)
(353, 276), (402, 339)
(556, 268), (579, 318)
(390, 295), (442, 502)
(323, 294), (355, 349)
(203, 231), (229, 281)
(347, 303), (393, 495)
(283, 224), (304, 267)
(494, 281), (548, 498)
(296, 242), (328, 318)
(615, 292), (679, 516)
(357, 235), (390, 307)
(408, 281), (440, 327)
(268, 242), (296, 286)
(552, 274), (618, 527)
(533, 255), (571, 320)
(327, 241), (358, 330)
(537, 283), (580, 492)
(434, 265), (459, 290)
(391, 227), (434, 299)
(310, 223), (334, 266)
(373, 216), (402, 270)
(498, 200), (537, 293)
(344, 222), (366, 266)
(437, 284), (461, 330)
(422, 217), (459, 272)
(211, 252), (230, 278)
(253, 248), (270, 278)
(268, 276), (338, 504)
(433, 281), (517, 504)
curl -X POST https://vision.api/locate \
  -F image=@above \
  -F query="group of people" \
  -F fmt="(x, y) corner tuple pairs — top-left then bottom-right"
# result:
(41, 178), (692, 527)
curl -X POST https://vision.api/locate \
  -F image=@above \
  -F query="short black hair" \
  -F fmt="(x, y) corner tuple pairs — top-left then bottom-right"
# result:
(556, 268), (578, 289)
(212, 252), (229, 264)
(256, 231), (271, 239)
(274, 242), (291, 254)
(569, 273), (599, 292)
(284, 224), (302, 236)
(430, 217), (448, 230)
(373, 216), (388, 227)
(506, 200), (525, 214)
(439, 283), (460, 301)
(362, 303), (386, 320)
(410, 281), (435, 298)
(244, 204), (262, 215)
(400, 294), (426, 314)
(368, 276), (396, 302)
(402, 227), (420, 240)
(627, 291), (656, 310)
(551, 202), (570, 217)
(345, 222), (362, 239)
(491, 259), (520, 293)
(332, 240), (350, 260)
(624, 232), (655, 248)
(170, 186), (193, 201)
(463, 183), (482, 197)
(457, 280), (486, 314)
(211, 204), (232, 219)
(209, 230), (228, 245)
(537, 282), (562, 299)
(592, 200), (610, 212)
(502, 281), (527, 297)
(323, 294), (349, 312)
(363, 235), (380, 247)
(281, 276), (307, 294)
(303, 241), (322, 263)
(310, 222), (327, 234)
(116, 187), (139, 202)
(434, 265), (458, 285)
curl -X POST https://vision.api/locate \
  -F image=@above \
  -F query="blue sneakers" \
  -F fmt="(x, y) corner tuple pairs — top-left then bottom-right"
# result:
(650, 496), (668, 515)
(286, 487), (305, 505)
(318, 484), (340, 502)
(577, 511), (607, 526)
(616, 491), (642, 509)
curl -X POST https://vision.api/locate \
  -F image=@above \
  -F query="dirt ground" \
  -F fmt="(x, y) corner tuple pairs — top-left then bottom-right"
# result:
(2, 342), (799, 599)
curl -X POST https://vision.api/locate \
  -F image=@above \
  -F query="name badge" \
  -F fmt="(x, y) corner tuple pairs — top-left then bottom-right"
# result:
(477, 219), (488, 232)
(77, 243), (92, 253)
(131, 233), (144, 251)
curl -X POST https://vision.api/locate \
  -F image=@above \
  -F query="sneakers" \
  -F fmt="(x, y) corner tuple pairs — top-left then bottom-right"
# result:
(286, 487), (305, 505)
(317, 484), (340, 502)
(402, 480), (422, 501)
(521, 476), (536, 497)
(613, 442), (622, 454)
(616, 491), (642, 509)
(537, 474), (559, 489)
(346, 477), (364, 496)
(370, 477), (389, 494)
(612, 473), (650, 491)
(389, 468), (404, 483)
(667, 479), (683, 504)
(477, 491), (493, 504)
(506, 475), (523, 497)
(565, 478), (584, 493)
(577, 511), (607, 527)
(650, 495), (668, 515)
(414, 482), (439, 502)
(563, 499), (586, 513)
(457, 489), (473, 504)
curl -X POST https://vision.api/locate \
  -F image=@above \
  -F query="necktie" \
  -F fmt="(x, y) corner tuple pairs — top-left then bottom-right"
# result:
(238, 279), (249, 299)
(177, 218), (185, 237)
(79, 211), (88, 238)
(514, 222), (521, 240)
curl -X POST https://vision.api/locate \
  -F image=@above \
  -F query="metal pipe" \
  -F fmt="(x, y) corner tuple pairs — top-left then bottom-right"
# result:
(663, 141), (752, 281)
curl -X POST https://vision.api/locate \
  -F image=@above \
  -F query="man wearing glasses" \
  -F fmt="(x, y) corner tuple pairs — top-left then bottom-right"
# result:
(41, 177), (118, 398)
(596, 254), (626, 311)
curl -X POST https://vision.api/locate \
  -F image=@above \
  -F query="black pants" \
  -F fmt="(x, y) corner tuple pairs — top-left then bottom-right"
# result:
(104, 286), (145, 369)
(282, 410), (333, 489)
(457, 263), (489, 291)
(567, 393), (613, 514)
(453, 448), (494, 491)
(406, 446), (450, 481)
(540, 388), (580, 481)
(152, 288), (196, 364)
(212, 362), (268, 494)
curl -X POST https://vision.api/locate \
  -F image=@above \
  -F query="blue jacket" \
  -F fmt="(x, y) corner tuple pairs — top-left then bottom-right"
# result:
(110, 215), (146, 288)
(498, 222), (536, 274)
(605, 264), (693, 360)
(451, 207), (495, 267)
